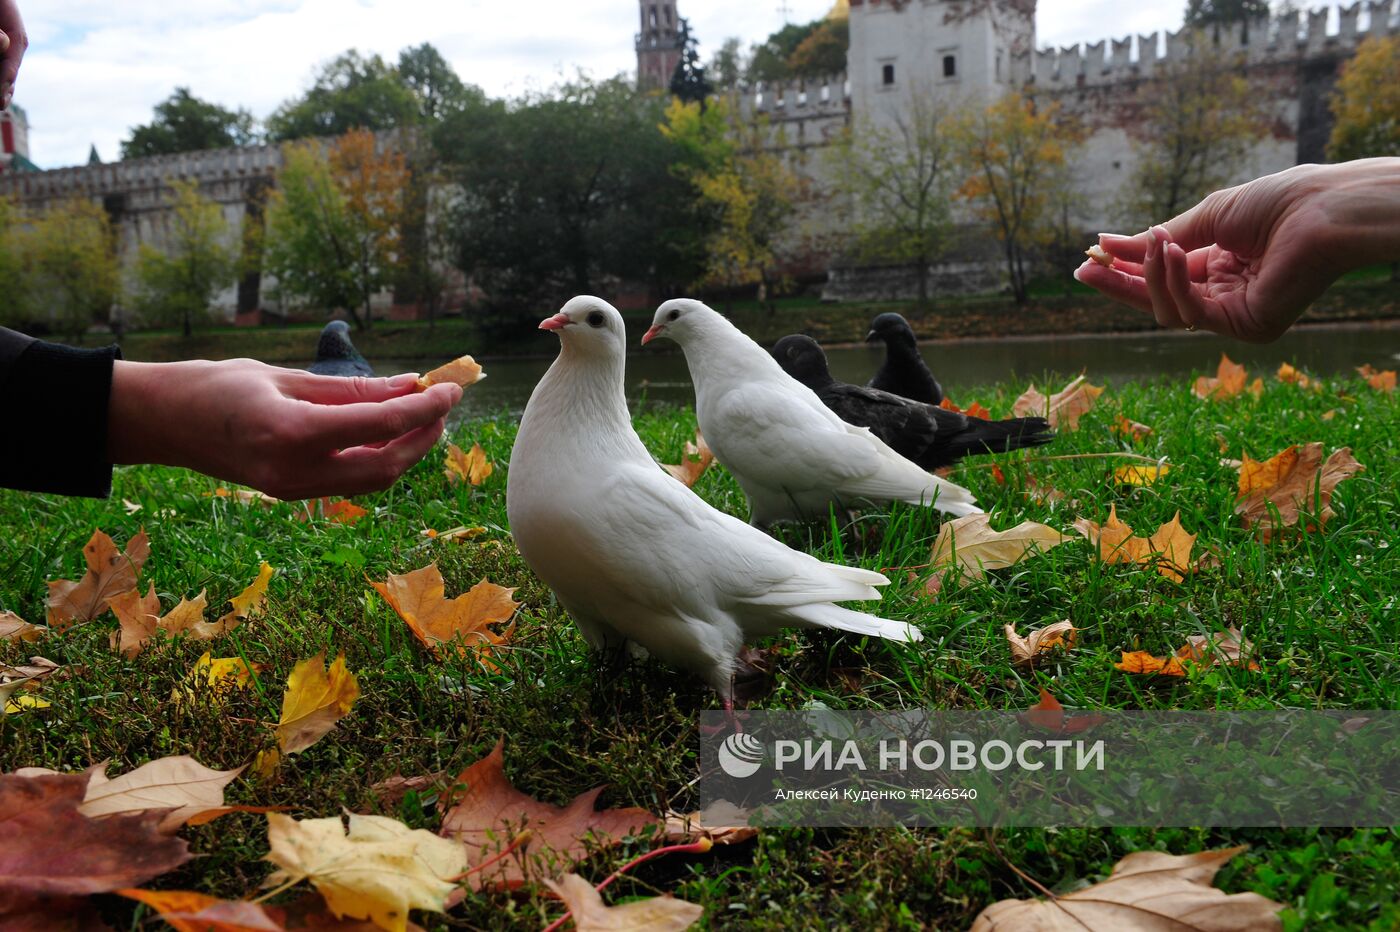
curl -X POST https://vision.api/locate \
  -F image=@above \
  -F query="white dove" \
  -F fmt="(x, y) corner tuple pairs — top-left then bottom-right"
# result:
(506, 295), (921, 714)
(641, 299), (981, 528)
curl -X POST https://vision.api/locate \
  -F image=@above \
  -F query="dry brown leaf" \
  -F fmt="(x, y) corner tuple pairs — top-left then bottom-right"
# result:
(371, 564), (517, 661)
(116, 889), (282, 931)
(545, 873), (703, 932)
(370, 772), (450, 808)
(1357, 364), (1396, 393)
(661, 431), (715, 488)
(417, 355), (485, 391)
(1178, 627), (1260, 671)
(1193, 353), (1248, 400)
(928, 514), (1068, 582)
(1072, 507), (1196, 582)
(1018, 688), (1107, 735)
(276, 652), (360, 755)
(0, 611), (44, 643)
(444, 442), (493, 486)
(1004, 621), (1078, 668)
(1276, 362), (1316, 390)
(73, 756), (246, 834)
(1235, 443), (1363, 537)
(420, 525), (487, 542)
(971, 845), (1282, 930)
(45, 528), (150, 629)
(1114, 650), (1188, 677)
(265, 812), (466, 932)
(663, 801), (757, 847)
(1013, 375), (1103, 430)
(1111, 415), (1153, 441)
(438, 739), (661, 890)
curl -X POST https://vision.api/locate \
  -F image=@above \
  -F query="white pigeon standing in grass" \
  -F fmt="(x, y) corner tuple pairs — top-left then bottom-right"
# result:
(642, 299), (981, 528)
(506, 295), (921, 717)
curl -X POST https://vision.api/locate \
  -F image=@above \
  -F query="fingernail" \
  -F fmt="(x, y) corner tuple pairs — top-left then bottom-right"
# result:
(388, 373), (420, 387)
(1072, 265), (1085, 283)
(1098, 232), (1132, 244)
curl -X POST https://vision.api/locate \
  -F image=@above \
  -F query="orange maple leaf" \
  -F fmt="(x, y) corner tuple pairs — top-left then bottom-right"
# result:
(1072, 506), (1196, 582)
(370, 564), (517, 661)
(45, 529), (150, 629)
(1111, 415), (1153, 441)
(296, 498), (367, 524)
(1276, 362), (1315, 390)
(661, 431), (715, 488)
(1192, 353), (1247, 400)
(444, 442), (493, 486)
(437, 739), (661, 890)
(1012, 375), (1102, 430)
(1235, 443), (1363, 537)
(1017, 687), (1107, 734)
(116, 889), (280, 931)
(1114, 650), (1188, 676)
(1357, 364), (1396, 393)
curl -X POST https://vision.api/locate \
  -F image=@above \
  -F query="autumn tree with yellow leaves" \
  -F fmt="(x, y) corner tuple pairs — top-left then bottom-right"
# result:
(132, 179), (237, 338)
(1327, 34), (1400, 162)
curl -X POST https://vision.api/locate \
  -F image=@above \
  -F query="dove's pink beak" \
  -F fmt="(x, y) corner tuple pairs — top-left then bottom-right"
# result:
(641, 324), (664, 345)
(539, 313), (572, 331)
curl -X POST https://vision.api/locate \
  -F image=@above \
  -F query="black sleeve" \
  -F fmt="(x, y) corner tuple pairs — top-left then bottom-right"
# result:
(0, 327), (123, 498)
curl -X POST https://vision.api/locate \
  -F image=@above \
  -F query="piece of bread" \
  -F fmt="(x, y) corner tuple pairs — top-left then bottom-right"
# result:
(417, 355), (486, 392)
(1085, 244), (1113, 267)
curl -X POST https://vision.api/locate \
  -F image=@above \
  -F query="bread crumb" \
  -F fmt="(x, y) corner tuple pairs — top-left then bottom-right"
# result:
(417, 355), (486, 392)
(1085, 244), (1113, 267)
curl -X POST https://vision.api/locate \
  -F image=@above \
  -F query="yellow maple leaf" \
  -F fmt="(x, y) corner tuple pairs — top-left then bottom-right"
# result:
(276, 652), (360, 755)
(1192, 353), (1247, 400)
(1235, 443), (1363, 537)
(173, 651), (266, 706)
(1276, 362), (1315, 389)
(444, 441), (493, 486)
(265, 812), (467, 932)
(370, 564), (517, 661)
(1073, 507), (1196, 582)
(928, 514), (1068, 582)
(4, 695), (50, 713)
(1012, 374), (1103, 430)
(1114, 463), (1170, 486)
(222, 562), (275, 623)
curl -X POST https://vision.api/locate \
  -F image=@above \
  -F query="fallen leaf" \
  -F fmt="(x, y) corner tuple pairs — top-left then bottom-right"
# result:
(661, 432), (714, 488)
(1178, 627), (1259, 671)
(420, 526), (486, 542)
(1012, 375), (1103, 430)
(1248, 377), (1264, 398)
(1321, 409), (1338, 421)
(370, 773), (450, 808)
(417, 355), (485, 391)
(297, 499), (368, 524)
(4, 695), (50, 714)
(276, 653), (361, 755)
(251, 748), (283, 781)
(117, 889), (282, 932)
(209, 487), (280, 507)
(75, 756), (246, 834)
(444, 442), (493, 486)
(1193, 353), (1248, 400)
(1017, 687), (1107, 735)
(1357, 364), (1396, 393)
(45, 528), (150, 629)
(970, 845), (1283, 930)
(919, 568), (949, 600)
(0, 656), (61, 683)
(439, 739), (661, 890)
(1276, 362), (1314, 390)
(219, 562), (276, 626)
(1004, 621), (1078, 668)
(1114, 463), (1170, 486)
(928, 514), (1068, 582)
(939, 397), (993, 419)
(1072, 507), (1196, 582)
(1235, 443), (1364, 537)
(122, 498), (143, 514)
(1114, 650), (1188, 676)
(545, 873), (703, 932)
(272, 893), (428, 931)
(1024, 475), (1067, 506)
(108, 588), (227, 658)
(265, 812), (466, 932)
(1111, 415), (1153, 440)
(173, 651), (268, 706)
(370, 565), (517, 661)
(0, 611), (44, 642)
(663, 801), (757, 847)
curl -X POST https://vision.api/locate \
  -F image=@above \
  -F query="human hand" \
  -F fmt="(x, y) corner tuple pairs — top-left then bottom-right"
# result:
(107, 358), (463, 499)
(1074, 161), (1398, 344)
(0, 0), (26, 110)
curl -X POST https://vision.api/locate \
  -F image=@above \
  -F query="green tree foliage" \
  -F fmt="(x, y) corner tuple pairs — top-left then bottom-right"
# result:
(669, 17), (713, 105)
(6, 199), (121, 339)
(708, 37), (745, 90)
(746, 3), (849, 83)
(121, 88), (257, 159)
(1328, 34), (1400, 162)
(132, 180), (237, 337)
(434, 77), (700, 325)
(263, 130), (408, 329)
(1183, 0), (1269, 29)
(1119, 35), (1270, 224)
(747, 22), (821, 83)
(830, 95), (958, 304)
(267, 52), (420, 141)
(397, 43), (484, 123)
(662, 98), (801, 301)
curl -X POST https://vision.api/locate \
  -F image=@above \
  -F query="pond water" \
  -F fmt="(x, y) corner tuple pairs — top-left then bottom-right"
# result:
(350, 322), (1400, 427)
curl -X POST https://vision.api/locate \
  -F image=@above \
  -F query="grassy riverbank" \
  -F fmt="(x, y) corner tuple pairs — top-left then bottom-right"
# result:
(2, 362), (1398, 928)
(70, 268), (1399, 364)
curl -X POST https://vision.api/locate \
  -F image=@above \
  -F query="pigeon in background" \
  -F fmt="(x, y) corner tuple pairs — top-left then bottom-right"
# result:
(506, 296), (919, 715)
(866, 312), (942, 404)
(308, 320), (373, 377)
(772, 335), (1055, 470)
(642, 299), (980, 528)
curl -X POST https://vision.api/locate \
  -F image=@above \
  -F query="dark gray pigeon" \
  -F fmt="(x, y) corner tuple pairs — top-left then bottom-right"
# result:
(308, 320), (373, 377)
(772, 335), (1054, 471)
(866, 312), (942, 405)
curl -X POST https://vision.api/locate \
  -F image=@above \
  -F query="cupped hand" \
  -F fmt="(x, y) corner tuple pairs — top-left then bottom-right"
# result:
(0, 0), (26, 109)
(108, 358), (463, 499)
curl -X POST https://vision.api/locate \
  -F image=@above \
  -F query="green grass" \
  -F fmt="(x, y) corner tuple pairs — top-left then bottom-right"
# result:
(2, 363), (1399, 929)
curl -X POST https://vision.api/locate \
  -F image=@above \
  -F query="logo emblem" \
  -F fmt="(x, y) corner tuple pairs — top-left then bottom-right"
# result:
(718, 732), (765, 778)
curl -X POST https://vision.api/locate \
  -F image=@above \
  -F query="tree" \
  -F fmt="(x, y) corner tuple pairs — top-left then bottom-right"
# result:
(1183, 0), (1269, 31)
(435, 76), (700, 324)
(263, 130), (407, 329)
(746, 22), (821, 83)
(669, 17), (713, 105)
(1119, 35), (1269, 225)
(708, 38), (745, 90)
(957, 92), (1079, 305)
(662, 98), (801, 303)
(132, 180), (237, 337)
(267, 52), (419, 141)
(1328, 34), (1400, 162)
(397, 43), (483, 123)
(830, 93), (959, 304)
(10, 200), (121, 339)
(787, 15), (849, 78)
(121, 88), (257, 159)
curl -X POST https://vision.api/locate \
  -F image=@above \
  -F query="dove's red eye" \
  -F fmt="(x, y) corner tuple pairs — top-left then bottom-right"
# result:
(587, 311), (605, 328)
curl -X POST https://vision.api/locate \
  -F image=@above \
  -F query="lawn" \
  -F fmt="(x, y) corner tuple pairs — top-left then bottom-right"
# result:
(2, 358), (1398, 929)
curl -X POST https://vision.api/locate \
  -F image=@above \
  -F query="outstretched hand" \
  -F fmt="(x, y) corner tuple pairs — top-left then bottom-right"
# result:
(107, 358), (463, 500)
(0, 0), (27, 110)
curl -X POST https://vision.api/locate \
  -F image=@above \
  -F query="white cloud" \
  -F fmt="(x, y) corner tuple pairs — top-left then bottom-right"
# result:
(12, 0), (1180, 169)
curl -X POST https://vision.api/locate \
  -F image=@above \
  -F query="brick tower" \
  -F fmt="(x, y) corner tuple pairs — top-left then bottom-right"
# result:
(636, 1), (685, 90)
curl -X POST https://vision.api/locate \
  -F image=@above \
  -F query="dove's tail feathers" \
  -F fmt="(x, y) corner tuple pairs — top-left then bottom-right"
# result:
(791, 603), (923, 643)
(824, 563), (889, 589)
(889, 476), (981, 517)
(939, 416), (1055, 465)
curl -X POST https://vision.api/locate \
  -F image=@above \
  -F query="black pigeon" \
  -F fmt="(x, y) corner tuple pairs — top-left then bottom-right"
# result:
(772, 335), (1054, 471)
(866, 312), (942, 405)
(308, 320), (373, 377)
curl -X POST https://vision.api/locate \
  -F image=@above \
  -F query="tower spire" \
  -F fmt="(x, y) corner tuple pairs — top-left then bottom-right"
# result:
(635, 1), (686, 91)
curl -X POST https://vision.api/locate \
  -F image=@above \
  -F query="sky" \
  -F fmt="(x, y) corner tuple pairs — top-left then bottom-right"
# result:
(13, 0), (1186, 169)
